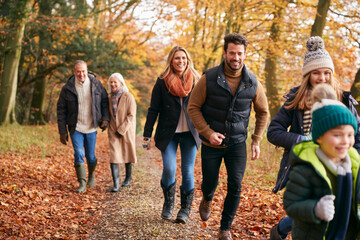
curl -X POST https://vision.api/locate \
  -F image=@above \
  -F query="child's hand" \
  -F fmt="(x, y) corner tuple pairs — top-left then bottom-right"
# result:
(314, 195), (335, 221)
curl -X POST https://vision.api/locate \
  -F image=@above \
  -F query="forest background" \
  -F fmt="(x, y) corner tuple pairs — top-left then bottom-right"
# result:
(1, 0), (360, 129)
(1, 0), (360, 239)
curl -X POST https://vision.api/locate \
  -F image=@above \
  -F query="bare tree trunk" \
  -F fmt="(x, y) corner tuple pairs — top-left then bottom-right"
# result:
(93, 0), (106, 32)
(29, 0), (51, 125)
(265, 5), (284, 119)
(0, 0), (31, 125)
(311, 0), (331, 37)
(350, 69), (360, 114)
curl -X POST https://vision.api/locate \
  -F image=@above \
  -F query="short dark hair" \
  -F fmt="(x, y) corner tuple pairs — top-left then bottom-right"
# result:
(224, 33), (248, 53)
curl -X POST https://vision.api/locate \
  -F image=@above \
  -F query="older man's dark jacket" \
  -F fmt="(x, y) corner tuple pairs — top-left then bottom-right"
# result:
(57, 72), (110, 135)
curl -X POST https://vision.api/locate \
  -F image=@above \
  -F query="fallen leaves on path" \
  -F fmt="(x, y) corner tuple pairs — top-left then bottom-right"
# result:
(0, 124), (110, 239)
(0, 124), (288, 239)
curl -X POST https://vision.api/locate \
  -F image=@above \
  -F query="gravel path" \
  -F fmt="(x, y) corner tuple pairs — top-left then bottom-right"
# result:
(88, 137), (216, 240)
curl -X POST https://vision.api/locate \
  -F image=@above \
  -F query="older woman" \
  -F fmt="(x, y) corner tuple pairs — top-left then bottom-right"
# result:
(108, 73), (137, 192)
(143, 46), (201, 223)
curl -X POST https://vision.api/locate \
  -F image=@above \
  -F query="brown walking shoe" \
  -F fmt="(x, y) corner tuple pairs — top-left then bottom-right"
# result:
(199, 197), (212, 221)
(218, 229), (232, 240)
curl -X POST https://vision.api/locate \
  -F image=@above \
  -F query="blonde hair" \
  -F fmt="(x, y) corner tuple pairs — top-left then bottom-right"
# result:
(285, 72), (342, 110)
(311, 83), (337, 104)
(160, 46), (201, 82)
(108, 73), (129, 92)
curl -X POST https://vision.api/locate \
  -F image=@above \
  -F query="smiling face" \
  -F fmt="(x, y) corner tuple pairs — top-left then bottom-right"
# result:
(317, 125), (355, 164)
(74, 63), (88, 83)
(223, 43), (246, 71)
(309, 68), (332, 87)
(171, 50), (187, 76)
(109, 77), (122, 93)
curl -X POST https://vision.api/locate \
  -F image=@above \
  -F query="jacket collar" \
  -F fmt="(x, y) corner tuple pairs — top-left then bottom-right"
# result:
(292, 141), (360, 189)
(216, 61), (254, 94)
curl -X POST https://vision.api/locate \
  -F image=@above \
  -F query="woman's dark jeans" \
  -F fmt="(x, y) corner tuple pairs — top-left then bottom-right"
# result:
(201, 142), (247, 230)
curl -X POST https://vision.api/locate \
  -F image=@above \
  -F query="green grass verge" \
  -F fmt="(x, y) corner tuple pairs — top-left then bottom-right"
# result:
(0, 124), (58, 155)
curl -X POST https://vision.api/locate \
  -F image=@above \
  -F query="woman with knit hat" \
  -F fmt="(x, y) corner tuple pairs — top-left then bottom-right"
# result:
(268, 36), (360, 239)
(283, 83), (360, 239)
(143, 46), (201, 223)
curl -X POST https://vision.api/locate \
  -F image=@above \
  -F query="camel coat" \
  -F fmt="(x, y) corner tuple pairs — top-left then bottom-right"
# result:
(108, 92), (137, 164)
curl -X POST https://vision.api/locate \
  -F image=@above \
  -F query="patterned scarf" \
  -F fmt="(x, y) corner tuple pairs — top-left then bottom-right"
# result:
(303, 91), (312, 135)
(164, 70), (194, 97)
(111, 88), (123, 118)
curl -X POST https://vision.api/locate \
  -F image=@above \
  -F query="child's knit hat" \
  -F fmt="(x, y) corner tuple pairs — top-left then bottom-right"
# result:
(311, 99), (357, 142)
(302, 36), (335, 76)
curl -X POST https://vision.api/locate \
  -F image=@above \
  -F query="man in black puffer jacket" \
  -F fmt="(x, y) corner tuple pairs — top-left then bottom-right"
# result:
(188, 33), (269, 240)
(57, 60), (110, 193)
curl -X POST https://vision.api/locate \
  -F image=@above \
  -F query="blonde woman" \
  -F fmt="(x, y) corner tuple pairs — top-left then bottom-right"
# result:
(268, 36), (360, 239)
(108, 73), (137, 192)
(143, 46), (201, 223)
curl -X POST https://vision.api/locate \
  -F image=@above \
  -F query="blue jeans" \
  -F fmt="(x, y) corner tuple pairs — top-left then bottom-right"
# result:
(161, 132), (198, 192)
(70, 131), (97, 164)
(201, 142), (247, 231)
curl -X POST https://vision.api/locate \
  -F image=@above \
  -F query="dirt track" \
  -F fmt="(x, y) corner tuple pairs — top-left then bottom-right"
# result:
(87, 134), (216, 239)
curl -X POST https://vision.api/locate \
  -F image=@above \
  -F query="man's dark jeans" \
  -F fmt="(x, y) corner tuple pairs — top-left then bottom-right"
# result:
(201, 142), (247, 230)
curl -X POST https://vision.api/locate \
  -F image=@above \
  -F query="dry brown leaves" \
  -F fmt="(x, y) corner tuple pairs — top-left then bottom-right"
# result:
(0, 124), (287, 239)
(0, 124), (110, 239)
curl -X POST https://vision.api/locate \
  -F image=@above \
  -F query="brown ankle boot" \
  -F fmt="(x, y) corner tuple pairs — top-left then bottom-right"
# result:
(218, 229), (232, 240)
(199, 197), (212, 221)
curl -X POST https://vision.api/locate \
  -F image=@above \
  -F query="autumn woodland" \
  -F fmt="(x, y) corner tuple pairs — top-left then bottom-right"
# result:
(0, 0), (360, 239)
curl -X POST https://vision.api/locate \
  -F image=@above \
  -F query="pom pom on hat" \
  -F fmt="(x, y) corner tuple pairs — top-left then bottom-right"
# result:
(311, 99), (357, 142)
(302, 36), (335, 76)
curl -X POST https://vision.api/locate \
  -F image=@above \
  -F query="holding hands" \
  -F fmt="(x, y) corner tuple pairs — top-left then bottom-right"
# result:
(100, 120), (109, 132)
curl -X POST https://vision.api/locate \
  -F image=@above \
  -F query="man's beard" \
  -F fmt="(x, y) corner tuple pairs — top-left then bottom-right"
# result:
(226, 59), (243, 71)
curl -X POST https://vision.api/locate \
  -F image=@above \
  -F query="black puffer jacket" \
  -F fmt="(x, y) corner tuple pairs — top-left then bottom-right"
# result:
(57, 73), (110, 135)
(284, 141), (360, 240)
(201, 62), (258, 147)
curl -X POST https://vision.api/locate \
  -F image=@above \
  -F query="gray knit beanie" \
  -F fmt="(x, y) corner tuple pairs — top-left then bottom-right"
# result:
(302, 36), (334, 77)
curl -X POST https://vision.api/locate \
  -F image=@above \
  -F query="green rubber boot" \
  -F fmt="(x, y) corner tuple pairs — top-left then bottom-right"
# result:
(74, 163), (86, 193)
(87, 163), (97, 188)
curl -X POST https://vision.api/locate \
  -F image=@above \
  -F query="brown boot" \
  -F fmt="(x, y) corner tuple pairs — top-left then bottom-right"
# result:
(218, 229), (232, 240)
(199, 197), (212, 221)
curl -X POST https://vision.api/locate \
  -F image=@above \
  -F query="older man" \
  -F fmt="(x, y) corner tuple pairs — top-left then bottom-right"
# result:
(57, 60), (109, 193)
